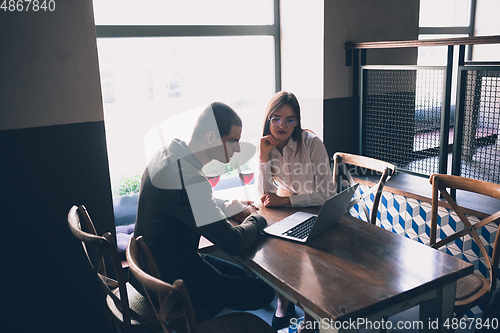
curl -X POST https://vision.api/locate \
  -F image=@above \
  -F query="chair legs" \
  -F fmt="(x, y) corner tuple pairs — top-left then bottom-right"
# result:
(448, 309), (469, 333)
(104, 317), (114, 333)
(454, 310), (467, 322)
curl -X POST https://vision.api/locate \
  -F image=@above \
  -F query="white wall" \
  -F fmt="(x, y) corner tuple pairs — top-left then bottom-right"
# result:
(280, 0), (419, 139)
(473, 0), (500, 61)
(0, 0), (104, 131)
(324, 0), (420, 99)
(280, 0), (325, 137)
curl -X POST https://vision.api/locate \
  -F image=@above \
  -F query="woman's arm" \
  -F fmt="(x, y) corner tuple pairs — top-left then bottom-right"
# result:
(257, 135), (280, 195)
(288, 136), (336, 207)
(257, 160), (277, 195)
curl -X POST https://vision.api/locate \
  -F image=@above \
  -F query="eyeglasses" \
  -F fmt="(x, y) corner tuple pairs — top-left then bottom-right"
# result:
(269, 117), (297, 128)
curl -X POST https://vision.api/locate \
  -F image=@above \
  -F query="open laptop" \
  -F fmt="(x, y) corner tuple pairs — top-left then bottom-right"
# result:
(263, 184), (358, 243)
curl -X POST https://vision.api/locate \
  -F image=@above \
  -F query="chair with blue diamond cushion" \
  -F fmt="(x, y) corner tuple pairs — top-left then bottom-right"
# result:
(333, 152), (395, 225)
(429, 174), (500, 322)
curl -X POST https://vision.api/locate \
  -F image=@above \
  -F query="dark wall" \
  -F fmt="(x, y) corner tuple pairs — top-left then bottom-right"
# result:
(1, 122), (115, 332)
(1, 1), (115, 331)
(323, 96), (356, 157)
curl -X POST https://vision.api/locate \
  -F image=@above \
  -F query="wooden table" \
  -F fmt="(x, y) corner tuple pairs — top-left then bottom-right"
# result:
(215, 185), (474, 333)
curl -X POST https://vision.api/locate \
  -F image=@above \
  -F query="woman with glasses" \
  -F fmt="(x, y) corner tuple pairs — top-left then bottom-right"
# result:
(258, 91), (335, 209)
(257, 91), (335, 331)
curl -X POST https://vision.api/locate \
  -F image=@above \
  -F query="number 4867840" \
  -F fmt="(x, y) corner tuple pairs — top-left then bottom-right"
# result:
(1, 0), (56, 12)
(443, 317), (498, 330)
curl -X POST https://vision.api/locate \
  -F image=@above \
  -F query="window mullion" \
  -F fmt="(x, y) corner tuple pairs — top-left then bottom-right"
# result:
(96, 25), (277, 38)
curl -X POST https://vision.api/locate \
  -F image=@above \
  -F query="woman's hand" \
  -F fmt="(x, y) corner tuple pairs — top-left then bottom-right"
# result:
(259, 134), (279, 163)
(260, 193), (291, 207)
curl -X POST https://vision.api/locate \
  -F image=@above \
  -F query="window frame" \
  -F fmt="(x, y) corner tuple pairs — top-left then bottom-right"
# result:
(94, 1), (282, 216)
(95, 0), (281, 92)
(419, 0), (477, 61)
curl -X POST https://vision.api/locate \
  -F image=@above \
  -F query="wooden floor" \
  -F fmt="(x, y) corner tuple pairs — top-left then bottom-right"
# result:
(217, 294), (305, 333)
(219, 300), (477, 333)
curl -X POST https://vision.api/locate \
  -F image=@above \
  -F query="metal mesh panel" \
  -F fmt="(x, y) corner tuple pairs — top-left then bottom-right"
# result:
(460, 69), (500, 183)
(363, 68), (445, 175)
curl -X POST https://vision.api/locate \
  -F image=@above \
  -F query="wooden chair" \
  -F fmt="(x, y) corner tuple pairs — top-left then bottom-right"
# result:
(429, 174), (500, 321)
(333, 152), (395, 225)
(67, 205), (159, 333)
(126, 235), (277, 333)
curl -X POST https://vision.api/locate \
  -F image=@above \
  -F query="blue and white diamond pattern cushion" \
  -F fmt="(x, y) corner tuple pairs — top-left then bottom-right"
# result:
(410, 200), (428, 237)
(344, 186), (498, 321)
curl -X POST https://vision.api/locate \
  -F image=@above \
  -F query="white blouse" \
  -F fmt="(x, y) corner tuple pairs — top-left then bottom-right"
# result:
(257, 131), (336, 207)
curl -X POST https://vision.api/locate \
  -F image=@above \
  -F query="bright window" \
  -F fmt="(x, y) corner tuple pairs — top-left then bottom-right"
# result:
(98, 36), (275, 196)
(417, 34), (468, 66)
(419, 0), (471, 27)
(93, 1), (279, 205)
(93, 0), (273, 26)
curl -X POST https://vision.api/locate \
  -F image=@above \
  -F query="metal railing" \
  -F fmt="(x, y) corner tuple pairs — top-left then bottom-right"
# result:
(346, 35), (500, 184)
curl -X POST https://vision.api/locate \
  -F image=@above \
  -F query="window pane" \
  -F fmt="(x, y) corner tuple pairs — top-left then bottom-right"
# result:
(93, 0), (273, 25)
(460, 71), (500, 184)
(419, 0), (471, 27)
(417, 34), (468, 66)
(97, 37), (275, 196)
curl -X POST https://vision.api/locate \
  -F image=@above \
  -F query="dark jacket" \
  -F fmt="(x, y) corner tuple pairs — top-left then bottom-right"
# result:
(133, 139), (267, 295)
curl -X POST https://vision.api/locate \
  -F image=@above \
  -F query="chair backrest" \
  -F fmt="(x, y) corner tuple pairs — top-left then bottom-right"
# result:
(67, 205), (135, 333)
(126, 235), (198, 333)
(429, 174), (500, 293)
(333, 152), (395, 225)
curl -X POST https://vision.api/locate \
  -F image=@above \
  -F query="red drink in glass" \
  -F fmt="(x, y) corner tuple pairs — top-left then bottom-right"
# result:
(205, 172), (220, 188)
(239, 170), (254, 185)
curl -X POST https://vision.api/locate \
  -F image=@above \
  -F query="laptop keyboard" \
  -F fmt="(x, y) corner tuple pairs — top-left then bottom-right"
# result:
(283, 216), (317, 239)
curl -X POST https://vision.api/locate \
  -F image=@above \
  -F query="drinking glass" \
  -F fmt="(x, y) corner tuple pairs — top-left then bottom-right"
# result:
(239, 168), (254, 185)
(205, 172), (220, 188)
